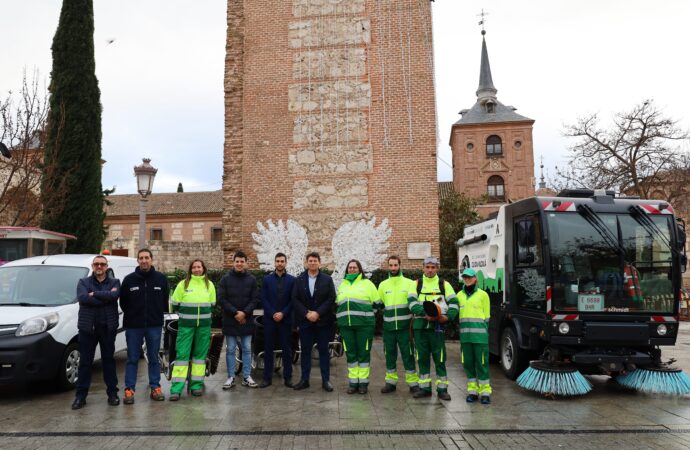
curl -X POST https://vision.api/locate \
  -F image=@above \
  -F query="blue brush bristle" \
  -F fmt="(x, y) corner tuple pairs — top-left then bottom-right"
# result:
(616, 369), (690, 395)
(516, 366), (592, 396)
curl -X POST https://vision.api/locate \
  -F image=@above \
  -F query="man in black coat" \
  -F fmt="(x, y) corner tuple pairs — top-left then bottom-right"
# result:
(119, 249), (170, 404)
(218, 250), (259, 389)
(292, 252), (336, 392)
(71, 255), (121, 410)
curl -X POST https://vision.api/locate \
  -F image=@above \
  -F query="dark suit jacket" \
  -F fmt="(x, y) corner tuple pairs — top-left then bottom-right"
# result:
(261, 272), (295, 324)
(291, 271), (336, 327)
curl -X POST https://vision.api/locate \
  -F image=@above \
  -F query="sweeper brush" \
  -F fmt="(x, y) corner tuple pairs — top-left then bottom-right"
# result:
(616, 366), (690, 395)
(516, 361), (592, 397)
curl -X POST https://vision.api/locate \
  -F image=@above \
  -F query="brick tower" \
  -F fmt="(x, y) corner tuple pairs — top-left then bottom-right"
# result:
(223, 0), (440, 270)
(449, 29), (535, 218)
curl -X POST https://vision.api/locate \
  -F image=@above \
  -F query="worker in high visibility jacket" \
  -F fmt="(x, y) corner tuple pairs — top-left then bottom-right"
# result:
(377, 255), (419, 394)
(408, 256), (458, 401)
(168, 259), (216, 400)
(337, 259), (381, 395)
(458, 267), (491, 404)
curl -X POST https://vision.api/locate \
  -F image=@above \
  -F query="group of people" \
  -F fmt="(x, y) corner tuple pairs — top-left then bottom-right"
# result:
(71, 249), (492, 410)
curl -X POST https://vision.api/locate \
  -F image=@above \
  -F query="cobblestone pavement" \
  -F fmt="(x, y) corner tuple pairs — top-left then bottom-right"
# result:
(2, 324), (690, 448)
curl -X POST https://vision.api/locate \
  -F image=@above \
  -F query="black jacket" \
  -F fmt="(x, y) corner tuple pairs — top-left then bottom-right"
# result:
(119, 266), (170, 329)
(76, 274), (121, 332)
(218, 269), (258, 336)
(292, 271), (336, 327)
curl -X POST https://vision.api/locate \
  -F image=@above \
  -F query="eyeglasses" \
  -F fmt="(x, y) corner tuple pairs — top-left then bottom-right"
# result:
(93, 263), (107, 267)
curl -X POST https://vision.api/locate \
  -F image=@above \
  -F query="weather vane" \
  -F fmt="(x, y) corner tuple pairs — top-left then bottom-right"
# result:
(478, 9), (488, 34)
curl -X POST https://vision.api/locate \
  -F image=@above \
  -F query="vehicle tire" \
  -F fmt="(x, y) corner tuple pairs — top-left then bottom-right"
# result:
(56, 342), (80, 391)
(499, 327), (528, 380)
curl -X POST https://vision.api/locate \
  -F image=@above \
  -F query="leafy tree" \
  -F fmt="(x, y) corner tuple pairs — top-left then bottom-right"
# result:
(556, 100), (689, 210)
(439, 190), (480, 269)
(41, 0), (104, 252)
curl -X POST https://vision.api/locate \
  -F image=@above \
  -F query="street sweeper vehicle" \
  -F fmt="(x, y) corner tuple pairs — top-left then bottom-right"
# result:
(457, 189), (690, 396)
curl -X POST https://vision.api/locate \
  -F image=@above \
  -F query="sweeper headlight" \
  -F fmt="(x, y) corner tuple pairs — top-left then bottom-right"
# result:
(657, 324), (668, 336)
(558, 322), (570, 335)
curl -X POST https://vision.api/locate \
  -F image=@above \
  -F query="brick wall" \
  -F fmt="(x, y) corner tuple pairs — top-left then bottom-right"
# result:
(224, 0), (439, 269)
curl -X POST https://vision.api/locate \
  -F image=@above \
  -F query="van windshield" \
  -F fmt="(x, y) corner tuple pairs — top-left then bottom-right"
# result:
(0, 266), (89, 306)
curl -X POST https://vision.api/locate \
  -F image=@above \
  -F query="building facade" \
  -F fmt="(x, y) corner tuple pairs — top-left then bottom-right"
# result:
(223, 0), (440, 271)
(450, 31), (535, 217)
(103, 191), (223, 271)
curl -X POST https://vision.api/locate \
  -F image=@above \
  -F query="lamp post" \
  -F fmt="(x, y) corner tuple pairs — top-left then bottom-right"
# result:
(133, 158), (157, 250)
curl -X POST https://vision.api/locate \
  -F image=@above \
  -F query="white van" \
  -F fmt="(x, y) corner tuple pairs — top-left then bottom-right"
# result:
(0, 254), (137, 389)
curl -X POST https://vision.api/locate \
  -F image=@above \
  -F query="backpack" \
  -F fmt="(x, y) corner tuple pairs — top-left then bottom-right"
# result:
(416, 277), (446, 298)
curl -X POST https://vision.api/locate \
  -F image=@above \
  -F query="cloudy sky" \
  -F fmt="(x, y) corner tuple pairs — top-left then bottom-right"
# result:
(1, 0), (689, 193)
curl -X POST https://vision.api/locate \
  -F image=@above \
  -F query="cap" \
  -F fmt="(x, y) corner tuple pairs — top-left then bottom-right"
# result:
(461, 268), (477, 278)
(423, 256), (439, 266)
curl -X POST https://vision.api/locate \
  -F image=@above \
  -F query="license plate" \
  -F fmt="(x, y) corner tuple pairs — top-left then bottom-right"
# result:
(578, 294), (604, 312)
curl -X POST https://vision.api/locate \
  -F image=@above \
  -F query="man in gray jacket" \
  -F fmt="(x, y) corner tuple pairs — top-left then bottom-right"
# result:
(218, 250), (259, 389)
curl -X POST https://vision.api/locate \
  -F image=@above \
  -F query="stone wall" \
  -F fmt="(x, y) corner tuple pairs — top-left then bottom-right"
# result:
(104, 237), (224, 272)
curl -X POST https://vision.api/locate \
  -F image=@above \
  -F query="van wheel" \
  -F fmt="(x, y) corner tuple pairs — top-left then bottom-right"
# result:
(56, 342), (80, 391)
(499, 327), (528, 380)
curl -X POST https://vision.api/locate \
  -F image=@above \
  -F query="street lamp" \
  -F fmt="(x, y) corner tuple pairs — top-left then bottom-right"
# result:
(133, 158), (157, 250)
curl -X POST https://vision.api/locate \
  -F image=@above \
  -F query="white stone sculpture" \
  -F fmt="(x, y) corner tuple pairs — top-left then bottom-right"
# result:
(252, 219), (309, 276)
(331, 217), (391, 287)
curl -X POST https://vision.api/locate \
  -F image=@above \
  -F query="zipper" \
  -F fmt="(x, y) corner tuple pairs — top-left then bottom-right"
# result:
(144, 280), (148, 327)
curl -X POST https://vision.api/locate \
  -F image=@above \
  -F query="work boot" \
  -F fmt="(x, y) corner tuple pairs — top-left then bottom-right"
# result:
(413, 389), (432, 398)
(438, 391), (451, 401)
(380, 383), (396, 394)
(107, 395), (120, 406)
(191, 388), (204, 397)
(150, 387), (165, 401)
(123, 388), (135, 405)
(358, 385), (368, 394)
(347, 385), (358, 395)
(169, 393), (181, 401)
(466, 394), (479, 403)
(409, 386), (420, 394)
(480, 395), (491, 405)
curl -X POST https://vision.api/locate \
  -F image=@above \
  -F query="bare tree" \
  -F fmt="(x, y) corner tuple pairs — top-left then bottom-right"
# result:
(0, 69), (67, 226)
(555, 100), (690, 207)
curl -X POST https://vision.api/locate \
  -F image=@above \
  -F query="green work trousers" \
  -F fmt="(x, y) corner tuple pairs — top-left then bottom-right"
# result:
(414, 329), (448, 392)
(461, 342), (491, 397)
(340, 325), (374, 387)
(170, 325), (210, 394)
(383, 329), (419, 387)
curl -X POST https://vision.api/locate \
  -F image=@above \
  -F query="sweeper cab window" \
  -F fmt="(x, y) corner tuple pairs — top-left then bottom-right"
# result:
(547, 212), (674, 313)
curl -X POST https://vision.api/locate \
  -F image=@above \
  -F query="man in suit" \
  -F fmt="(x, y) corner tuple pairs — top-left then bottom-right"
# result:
(259, 252), (296, 388)
(292, 252), (336, 392)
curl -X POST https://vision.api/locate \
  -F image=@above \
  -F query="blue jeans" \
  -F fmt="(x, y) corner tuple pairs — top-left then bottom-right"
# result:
(226, 335), (252, 379)
(125, 327), (162, 390)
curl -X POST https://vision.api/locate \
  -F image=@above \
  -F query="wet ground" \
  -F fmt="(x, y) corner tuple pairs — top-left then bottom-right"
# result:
(2, 323), (690, 448)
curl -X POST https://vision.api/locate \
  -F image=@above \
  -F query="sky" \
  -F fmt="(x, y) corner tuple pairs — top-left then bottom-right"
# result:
(1, 0), (689, 193)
